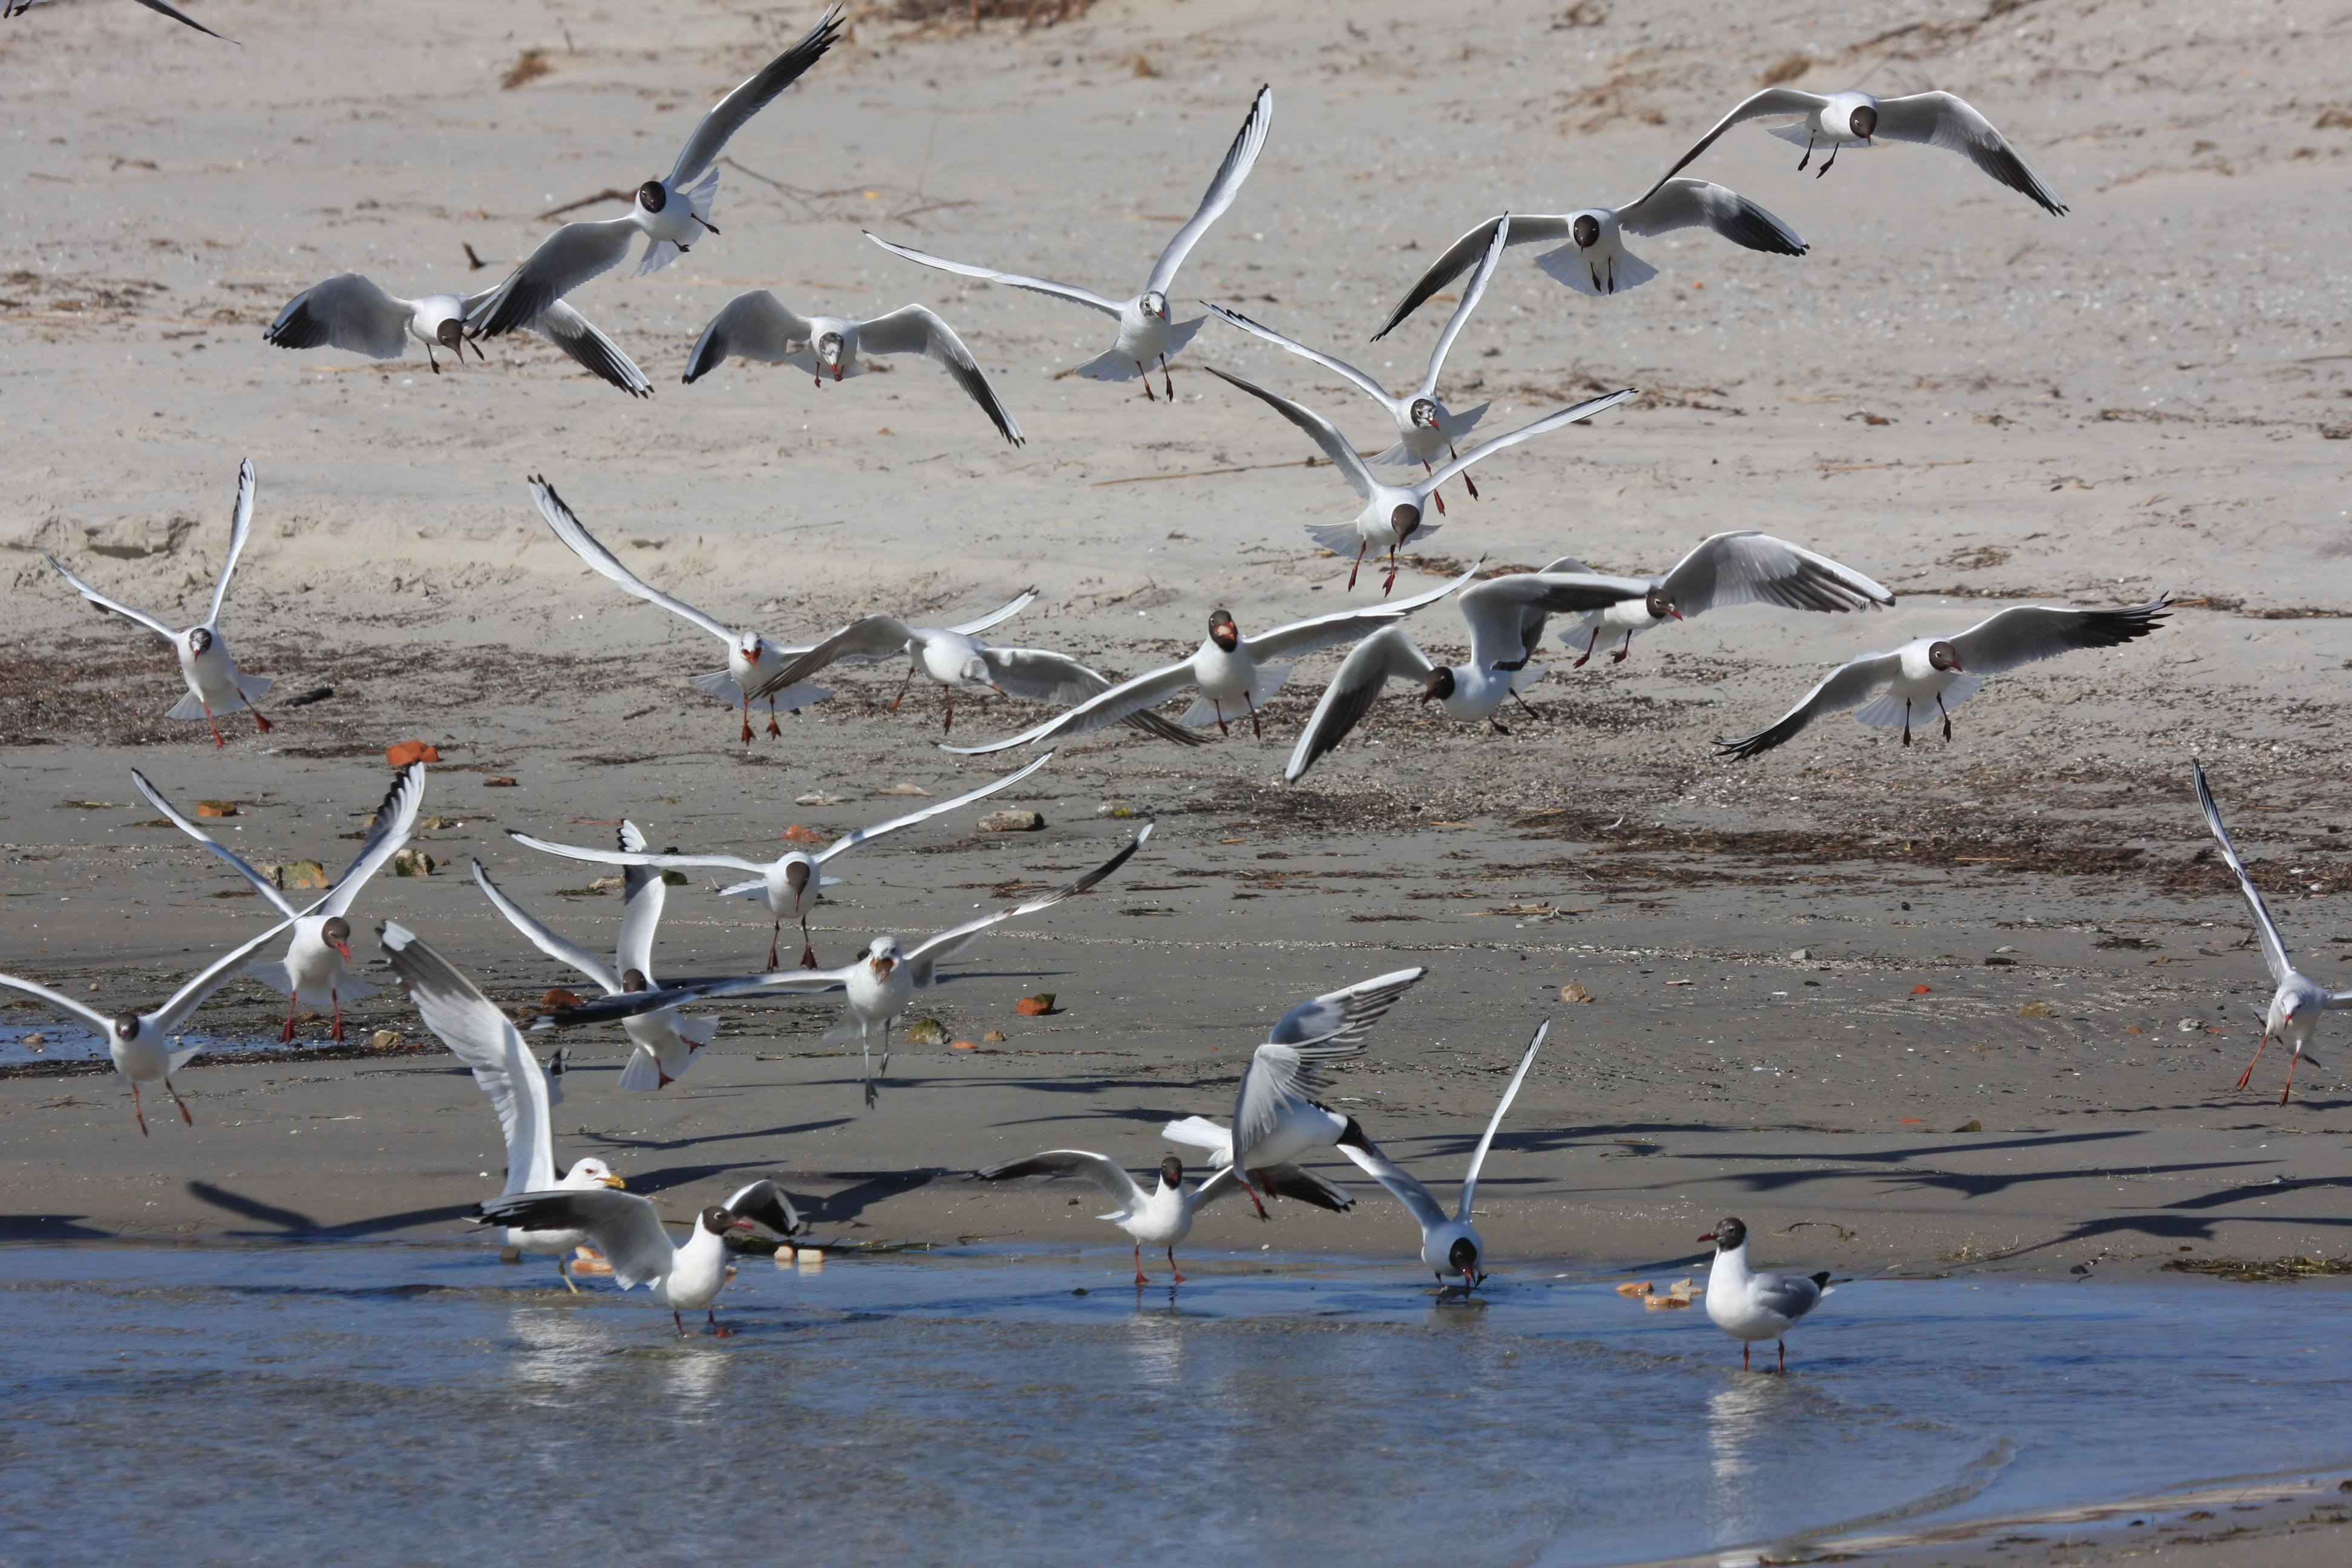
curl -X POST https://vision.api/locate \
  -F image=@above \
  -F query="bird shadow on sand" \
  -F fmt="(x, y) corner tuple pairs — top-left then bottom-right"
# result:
(583, 1116), (854, 1154)
(0, 1214), (124, 1241)
(183, 1180), (474, 1238)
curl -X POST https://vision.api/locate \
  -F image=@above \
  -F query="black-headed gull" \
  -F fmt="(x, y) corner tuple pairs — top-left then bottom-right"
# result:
(528, 475), (829, 743)
(942, 567), (1478, 756)
(4, 0), (225, 39)
(1204, 214), (1513, 516)
(134, 763), (426, 1044)
(1339, 1019), (1546, 1293)
(1204, 367), (1636, 593)
(683, 293), (1021, 443)
(1165, 967), (1428, 1217)
(264, 273), (651, 396)
(380, 922), (626, 1290)
(539, 827), (1152, 1108)
(469, 6), (845, 339)
(475, 1183), (799, 1337)
(45, 459), (271, 746)
(865, 84), (1270, 403)
(0, 909), (313, 1134)
(507, 752), (1053, 970)
(1717, 598), (2169, 759)
(1373, 178), (1805, 336)
(1656, 88), (2066, 215)
(2192, 762), (2350, 1105)
(1699, 1216), (1833, 1372)
(1542, 531), (1893, 668)
(975, 1151), (1345, 1286)
(472, 842), (715, 1093)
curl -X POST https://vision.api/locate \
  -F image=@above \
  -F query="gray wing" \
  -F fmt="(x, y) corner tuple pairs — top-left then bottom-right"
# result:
(2191, 762), (2293, 988)
(1268, 967), (1428, 1051)
(666, 6), (844, 186)
(1251, 561), (1480, 662)
(1616, 179), (1807, 255)
(1253, 1163), (1355, 1212)
(1659, 531), (1892, 619)
(1714, 652), (1903, 762)
(130, 767), (299, 918)
(1750, 1269), (1826, 1322)
(1420, 212), (1513, 396)
(864, 232), (1124, 316)
(902, 826), (1152, 984)
(725, 1178), (809, 1238)
(528, 474), (735, 643)
(206, 459), (256, 629)
(975, 1149), (1147, 1209)
(857, 304), (1023, 445)
(615, 825), (666, 984)
(471, 859), (624, 996)
(681, 290), (814, 382)
(322, 763), (427, 921)
(1336, 1140), (1449, 1237)
(1203, 303), (1395, 408)
(1874, 91), (2066, 215)
(1368, 214), (1575, 341)
(978, 647), (1114, 705)
(381, 921), (554, 1194)
(1283, 626), (1434, 785)
(1203, 366), (1375, 500)
(0, 972), (113, 1036)
(149, 903), (321, 1036)
(945, 592), (1035, 638)
(263, 275), (410, 359)
(1423, 389), (1639, 493)
(1456, 1020), (1546, 1223)
(1950, 599), (2168, 678)
(1230, 1043), (1331, 1162)
(45, 555), (175, 638)
(476, 1189), (675, 1289)
(754, 613), (916, 696)
(131, 0), (227, 38)
(1462, 571), (1648, 671)
(1645, 87), (1831, 191)
(468, 218), (638, 339)
(503, 831), (765, 878)
(529, 301), (652, 397)
(938, 660), (1200, 756)
(815, 752), (1054, 865)
(1147, 83), (1272, 296)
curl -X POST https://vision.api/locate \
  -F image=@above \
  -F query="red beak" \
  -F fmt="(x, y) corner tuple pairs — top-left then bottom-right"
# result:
(334, 942), (353, 961)
(1696, 1232), (1716, 1243)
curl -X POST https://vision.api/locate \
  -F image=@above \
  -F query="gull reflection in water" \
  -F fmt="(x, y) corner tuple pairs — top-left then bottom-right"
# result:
(508, 1302), (619, 1397)
(1706, 1377), (1794, 1546)
(1122, 1307), (1186, 1390)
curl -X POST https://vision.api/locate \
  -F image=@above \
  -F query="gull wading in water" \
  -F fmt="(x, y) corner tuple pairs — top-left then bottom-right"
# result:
(508, 751), (1054, 970)
(45, 459), (273, 746)
(976, 1152), (1348, 1287)
(381, 923), (627, 1290)
(1543, 531), (1893, 668)
(528, 475), (829, 743)
(469, 7), (845, 338)
(264, 273), (651, 396)
(1204, 366), (1637, 593)
(1203, 214), (1515, 516)
(1699, 1216), (1833, 1372)
(942, 567), (1478, 756)
(682, 293), (1021, 444)
(1716, 598), (2169, 760)
(1339, 1019), (1546, 1293)
(2192, 761), (2351, 1105)
(134, 763), (426, 1044)
(866, 84), (1271, 403)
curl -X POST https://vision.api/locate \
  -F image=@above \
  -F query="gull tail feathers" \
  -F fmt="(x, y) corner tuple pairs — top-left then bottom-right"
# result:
(168, 1045), (204, 1074)
(616, 1048), (666, 1093)
(1534, 243), (1658, 297)
(1074, 347), (1143, 382)
(1161, 1115), (1233, 1163)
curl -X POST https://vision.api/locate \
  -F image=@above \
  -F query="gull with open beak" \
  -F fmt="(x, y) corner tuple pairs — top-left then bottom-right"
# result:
(976, 1151), (1350, 1287)
(265, 273), (651, 395)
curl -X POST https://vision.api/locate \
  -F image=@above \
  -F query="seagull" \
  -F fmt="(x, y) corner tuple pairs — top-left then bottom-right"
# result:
(865, 84), (1270, 403)
(44, 458), (272, 746)
(941, 567), (1478, 756)
(2192, 762), (2349, 1105)
(507, 751), (1054, 970)
(472, 843), (716, 1093)
(0, 909), (313, 1134)
(538, 827), (1152, 1107)
(1373, 178), (1805, 336)
(475, 1183), (799, 1338)
(1716, 598), (2170, 760)
(1204, 366), (1636, 592)
(380, 921), (626, 1290)
(1165, 967), (1428, 1217)
(682, 293), (1021, 443)
(1653, 88), (2066, 215)
(468, 6), (844, 338)
(975, 1151), (1348, 1286)
(1698, 1216), (1834, 1372)
(528, 474), (830, 743)
(1541, 531), (1894, 668)
(746, 600), (1206, 745)
(1203, 214), (1514, 516)
(1339, 1019), (1546, 1293)
(264, 273), (651, 396)
(4, 0), (226, 39)
(133, 763), (426, 1044)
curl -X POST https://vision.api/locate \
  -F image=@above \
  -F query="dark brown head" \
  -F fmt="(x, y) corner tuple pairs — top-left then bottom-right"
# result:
(1644, 587), (1680, 622)
(1448, 1236), (1480, 1276)
(636, 179), (668, 213)
(1420, 667), (1455, 704)
(701, 1203), (750, 1234)
(113, 1013), (141, 1042)
(1208, 610), (1240, 652)
(1927, 639), (1964, 673)
(1698, 1215), (1748, 1250)
(1572, 213), (1601, 249)
(321, 915), (353, 960)
(1849, 103), (1878, 140)
(1390, 501), (1422, 543)
(435, 318), (464, 351)
(621, 968), (649, 993)
(1408, 397), (1440, 431)
(188, 627), (214, 655)
(1158, 1155), (1183, 1191)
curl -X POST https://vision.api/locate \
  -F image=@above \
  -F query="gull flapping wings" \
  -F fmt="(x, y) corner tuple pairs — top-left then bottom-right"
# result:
(203, 458), (256, 629)
(529, 474), (734, 644)
(1147, 84), (1272, 296)
(751, 591), (1037, 697)
(1230, 967), (1429, 1170)
(724, 1179), (809, 1239)
(523, 300), (653, 397)
(681, 290), (816, 382)
(1713, 650), (1906, 762)
(2192, 762), (2294, 990)
(1648, 88), (1840, 188)
(381, 921), (557, 1195)
(1455, 1020), (1546, 1222)
(476, 1187), (678, 1290)
(45, 553), (175, 638)
(472, 859), (626, 997)
(667, 6), (844, 188)
(865, 232), (1125, 316)
(1282, 627), (1436, 785)
(1616, 178), (1806, 251)
(1949, 598), (2169, 676)
(265, 276), (411, 359)
(1870, 93), (2065, 215)
(857, 304), (1023, 445)
(1417, 388), (1639, 494)
(132, 766), (301, 919)
(1644, 531), (1893, 618)
(0, 900), (319, 1041)
(1462, 570), (1649, 668)
(469, 218), (641, 340)
(322, 763), (429, 921)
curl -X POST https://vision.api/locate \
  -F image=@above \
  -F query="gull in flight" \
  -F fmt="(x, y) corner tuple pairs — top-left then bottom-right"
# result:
(1340, 1019), (1546, 1293)
(866, 84), (1270, 402)
(1655, 87), (2066, 215)
(1542, 531), (1893, 668)
(1205, 366), (1636, 593)
(1165, 967), (1429, 1217)
(472, 842), (717, 1093)
(469, 7), (844, 338)
(1716, 598), (2169, 760)
(942, 567), (1478, 757)
(976, 1151), (1349, 1287)
(264, 273), (650, 396)
(134, 763), (426, 1044)
(2192, 761), (2350, 1105)
(683, 292), (1021, 443)
(1373, 177), (1805, 336)
(45, 459), (272, 746)
(538, 827), (1152, 1107)
(1204, 214), (1515, 516)
(528, 475), (829, 743)
(4, 1), (226, 39)
(1699, 1216), (1834, 1372)
(508, 752), (1054, 970)
(747, 598), (1205, 744)
(381, 923), (626, 1290)
(0, 909), (313, 1134)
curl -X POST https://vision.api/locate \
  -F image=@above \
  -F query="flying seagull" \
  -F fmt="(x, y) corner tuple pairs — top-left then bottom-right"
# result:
(975, 1151), (1348, 1287)
(1543, 531), (1893, 668)
(266, 273), (650, 396)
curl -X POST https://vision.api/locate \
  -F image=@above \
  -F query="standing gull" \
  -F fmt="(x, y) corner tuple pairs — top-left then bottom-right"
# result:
(1543, 531), (1893, 668)
(265, 273), (651, 396)
(475, 1189), (771, 1338)
(683, 293), (1021, 443)
(1700, 1217), (1834, 1372)
(975, 1152), (1347, 1287)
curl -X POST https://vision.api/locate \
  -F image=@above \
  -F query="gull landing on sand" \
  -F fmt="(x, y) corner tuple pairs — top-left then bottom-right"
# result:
(975, 1152), (1347, 1287)
(1700, 1216), (1833, 1372)
(1543, 531), (1893, 670)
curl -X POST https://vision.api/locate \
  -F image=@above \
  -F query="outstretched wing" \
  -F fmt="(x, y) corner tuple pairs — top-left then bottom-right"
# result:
(681, 290), (814, 382)
(938, 658), (1200, 756)
(2191, 762), (2293, 988)
(503, 831), (765, 878)
(724, 1178), (809, 1238)
(476, 1189), (675, 1290)
(471, 858), (624, 996)
(976, 1149), (1146, 1210)
(528, 300), (653, 397)
(1616, 179), (1807, 256)
(1642, 87), (1832, 192)
(667, 6), (846, 186)
(263, 275), (409, 359)
(0, 972), (113, 1036)
(205, 459), (257, 629)
(1148, 83), (1272, 296)
(1203, 366), (1376, 501)
(815, 752), (1054, 864)
(131, 0), (228, 39)
(1267, 967), (1428, 1052)
(1462, 571), (1647, 673)
(149, 902), (322, 1036)
(902, 826), (1152, 984)
(131, 767), (299, 918)
(1251, 561), (1480, 663)
(864, 232), (1124, 316)
(324, 762), (428, 920)
(1714, 651), (1902, 762)
(527, 474), (734, 644)
(44, 555), (175, 639)
(1950, 599), (2169, 678)
(468, 217), (638, 339)
(1874, 90), (2066, 215)
(1201, 302), (1396, 410)
(753, 613), (916, 696)
(1283, 626), (1434, 785)
(381, 921), (554, 1194)
(857, 304), (1024, 445)
(1419, 212), (1514, 396)
(1422, 388), (1639, 494)
(1369, 214), (1574, 342)
(946, 592), (1036, 639)
(1336, 1140), (1450, 1238)
(1455, 1019), (1546, 1223)
(1660, 531), (1893, 619)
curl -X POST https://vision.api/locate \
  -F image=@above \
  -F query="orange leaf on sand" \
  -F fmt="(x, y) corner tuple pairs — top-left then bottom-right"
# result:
(1912, 984), (1932, 995)
(950, 1040), (979, 1051)
(1014, 993), (1056, 1017)
(782, 824), (826, 844)
(385, 740), (440, 767)
(543, 988), (585, 1011)
(1898, 1117), (1924, 1123)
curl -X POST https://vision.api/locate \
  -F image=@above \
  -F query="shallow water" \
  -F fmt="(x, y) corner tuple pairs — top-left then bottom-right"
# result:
(0, 1024), (311, 1067)
(1, 1243), (2346, 1568)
